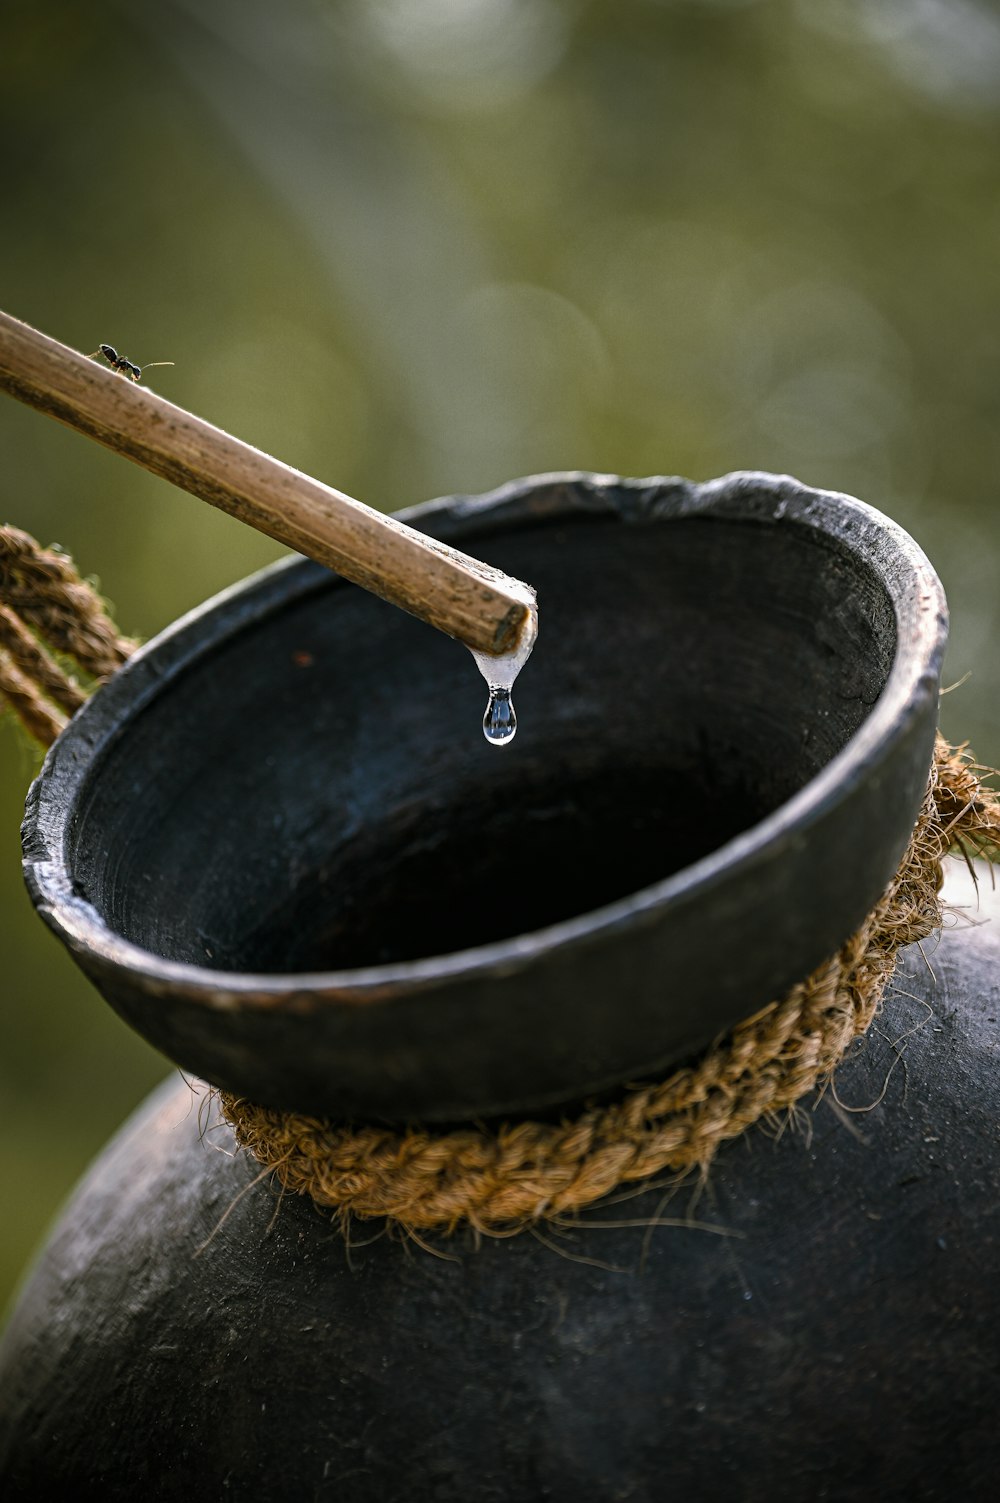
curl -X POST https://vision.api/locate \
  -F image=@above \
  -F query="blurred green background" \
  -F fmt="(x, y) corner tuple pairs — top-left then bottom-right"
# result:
(2, 0), (999, 1320)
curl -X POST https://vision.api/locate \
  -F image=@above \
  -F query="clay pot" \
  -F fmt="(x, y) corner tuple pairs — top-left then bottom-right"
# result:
(3, 472), (996, 1500)
(19, 471), (944, 1120)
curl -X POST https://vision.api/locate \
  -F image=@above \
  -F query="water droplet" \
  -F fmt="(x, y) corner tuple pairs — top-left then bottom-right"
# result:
(483, 686), (516, 744)
(468, 591), (538, 749)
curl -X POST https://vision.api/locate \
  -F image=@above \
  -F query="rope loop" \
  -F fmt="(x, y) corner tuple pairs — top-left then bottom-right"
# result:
(221, 739), (1000, 1233)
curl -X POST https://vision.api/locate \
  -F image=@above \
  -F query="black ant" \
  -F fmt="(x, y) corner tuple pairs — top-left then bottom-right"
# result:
(89, 343), (174, 383)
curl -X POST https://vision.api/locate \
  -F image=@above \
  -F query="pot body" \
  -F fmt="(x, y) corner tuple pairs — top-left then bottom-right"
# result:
(1, 863), (999, 1500)
(7, 472), (990, 1498)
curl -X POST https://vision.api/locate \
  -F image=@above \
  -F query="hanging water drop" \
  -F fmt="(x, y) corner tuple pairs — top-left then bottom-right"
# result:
(468, 589), (537, 748)
(483, 686), (516, 744)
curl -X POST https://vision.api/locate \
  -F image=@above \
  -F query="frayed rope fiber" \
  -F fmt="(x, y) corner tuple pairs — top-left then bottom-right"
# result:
(4, 524), (999, 1234)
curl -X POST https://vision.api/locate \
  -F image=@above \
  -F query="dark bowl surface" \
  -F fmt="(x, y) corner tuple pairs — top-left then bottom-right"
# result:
(22, 471), (948, 1120)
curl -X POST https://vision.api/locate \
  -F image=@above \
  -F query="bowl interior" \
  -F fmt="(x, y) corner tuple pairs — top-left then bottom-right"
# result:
(69, 507), (896, 975)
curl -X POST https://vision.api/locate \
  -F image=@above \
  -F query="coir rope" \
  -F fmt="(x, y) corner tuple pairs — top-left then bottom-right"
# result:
(4, 524), (999, 1234)
(219, 744), (999, 1231)
(0, 524), (133, 743)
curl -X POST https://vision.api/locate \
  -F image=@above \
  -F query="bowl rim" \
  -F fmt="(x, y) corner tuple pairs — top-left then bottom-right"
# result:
(23, 469), (949, 1010)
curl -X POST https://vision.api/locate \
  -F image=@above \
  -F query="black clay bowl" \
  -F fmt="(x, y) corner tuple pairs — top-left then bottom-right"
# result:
(22, 472), (948, 1121)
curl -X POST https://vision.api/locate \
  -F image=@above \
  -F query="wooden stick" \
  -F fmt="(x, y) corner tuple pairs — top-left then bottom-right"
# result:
(0, 310), (535, 656)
